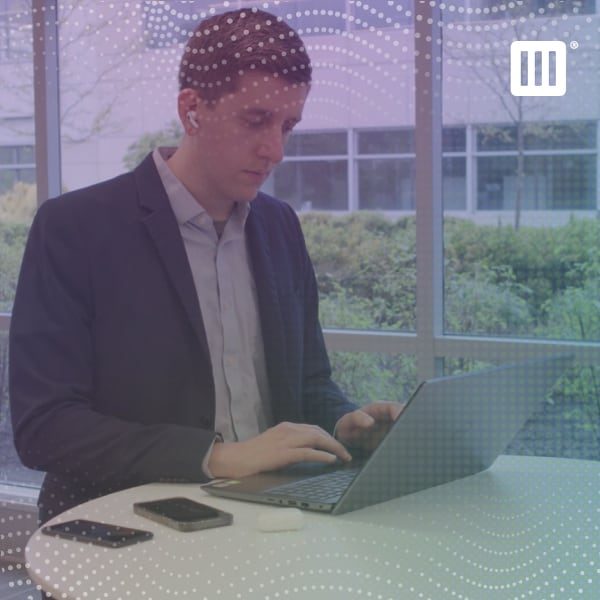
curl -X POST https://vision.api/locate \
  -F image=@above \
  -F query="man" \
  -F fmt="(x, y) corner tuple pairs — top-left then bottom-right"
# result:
(10, 8), (402, 526)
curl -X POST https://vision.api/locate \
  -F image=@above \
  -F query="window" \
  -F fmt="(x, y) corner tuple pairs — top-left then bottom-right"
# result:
(0, 144), (35, 194)
(476, 122), (597, 211)
(355, 127), (466, 211)
(0, 0), (31, 62)
(0, 0), (41, 493)
(271, 131), (348, 210)
(357, 128), (414, 210)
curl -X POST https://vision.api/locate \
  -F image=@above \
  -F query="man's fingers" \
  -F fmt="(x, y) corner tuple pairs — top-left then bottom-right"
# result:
(342, 410), (376, 432)
(279, 423), (352, 461)
(362, 401), (405, 422)
(306, 431), (351, 461)
(285, 448), (340, 465)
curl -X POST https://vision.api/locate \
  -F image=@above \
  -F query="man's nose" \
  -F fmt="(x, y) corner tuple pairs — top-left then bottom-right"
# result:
(257, 127), (285, 164)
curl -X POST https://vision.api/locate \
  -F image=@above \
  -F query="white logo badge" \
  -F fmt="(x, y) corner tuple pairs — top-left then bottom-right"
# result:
(510, 41), (567, 97)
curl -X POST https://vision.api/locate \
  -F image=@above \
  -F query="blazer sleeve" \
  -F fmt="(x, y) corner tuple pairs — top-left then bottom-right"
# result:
(9, 199), (216, 490)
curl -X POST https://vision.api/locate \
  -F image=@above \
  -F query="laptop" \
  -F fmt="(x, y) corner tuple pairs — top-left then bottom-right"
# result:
(202, 354), (573, 515)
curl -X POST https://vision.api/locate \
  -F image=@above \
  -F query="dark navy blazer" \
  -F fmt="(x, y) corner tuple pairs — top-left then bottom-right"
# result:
(9, 153), (355, 523)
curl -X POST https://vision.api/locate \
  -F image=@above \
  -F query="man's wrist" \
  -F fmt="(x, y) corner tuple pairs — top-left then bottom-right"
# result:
(202, 433), (224, 478)
(207, 439), (241, 479)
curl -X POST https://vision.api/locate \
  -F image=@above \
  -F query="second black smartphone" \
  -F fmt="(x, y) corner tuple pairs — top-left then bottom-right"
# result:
(42, 519), (153, 548)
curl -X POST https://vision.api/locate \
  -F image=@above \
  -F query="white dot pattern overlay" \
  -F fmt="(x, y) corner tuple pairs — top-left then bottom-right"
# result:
(24, 456), (600, 600)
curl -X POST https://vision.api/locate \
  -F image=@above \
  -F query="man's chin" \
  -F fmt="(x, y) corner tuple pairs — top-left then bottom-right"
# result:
(238, 189), (260, 203)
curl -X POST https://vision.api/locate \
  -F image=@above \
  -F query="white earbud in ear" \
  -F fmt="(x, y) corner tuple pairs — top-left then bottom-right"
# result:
(186, 111), (199, 129)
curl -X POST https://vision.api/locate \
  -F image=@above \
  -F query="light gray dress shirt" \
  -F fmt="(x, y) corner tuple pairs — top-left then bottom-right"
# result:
(153, 148), (273, 473)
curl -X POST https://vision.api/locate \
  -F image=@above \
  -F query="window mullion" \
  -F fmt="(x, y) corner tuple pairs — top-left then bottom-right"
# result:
(414, 1), (444, 381)
(32, 0), (61, 205)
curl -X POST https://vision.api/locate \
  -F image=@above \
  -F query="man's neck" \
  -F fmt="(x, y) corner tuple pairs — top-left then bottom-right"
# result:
(166, 147), (234, 221)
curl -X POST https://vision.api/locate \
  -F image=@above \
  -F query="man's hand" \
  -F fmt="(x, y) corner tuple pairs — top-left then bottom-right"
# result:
(207, 422), (352, 479)
(334, 401), (405, 453)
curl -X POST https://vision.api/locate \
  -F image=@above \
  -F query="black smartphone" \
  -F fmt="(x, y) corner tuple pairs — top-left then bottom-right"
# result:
(42, 519), (153, 548)
(133, 497), (233, 532)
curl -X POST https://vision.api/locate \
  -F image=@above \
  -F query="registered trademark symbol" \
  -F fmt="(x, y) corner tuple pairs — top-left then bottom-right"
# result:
(570, 41), (579, 49)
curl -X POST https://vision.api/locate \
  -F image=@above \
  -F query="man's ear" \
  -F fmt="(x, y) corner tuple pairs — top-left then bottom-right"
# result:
(177, 88), (200, 134)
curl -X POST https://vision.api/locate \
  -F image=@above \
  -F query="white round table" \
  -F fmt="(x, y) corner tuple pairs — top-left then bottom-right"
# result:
(26, 455), (600, 599)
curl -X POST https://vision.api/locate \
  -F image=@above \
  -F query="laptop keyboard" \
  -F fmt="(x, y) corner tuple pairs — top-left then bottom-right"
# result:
(264, 467), (360, 504)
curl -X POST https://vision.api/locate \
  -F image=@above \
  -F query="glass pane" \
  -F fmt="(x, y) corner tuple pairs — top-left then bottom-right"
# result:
(444, 358), (600, 461)
(523, 121), (596, 150)
(330, 352), (416, 406)
(0, 145), (16, 162)
(478, 122), (597, 152)
(1, 335), (44, 487)
(16, 166), (35, 184)
(442, 2), (600, 344)
(285, 131), (347, 156)
(524, 155), (595, 209)
(273, 160), (348, 210)
(0, 0), (40, 562)
(442, 126), (466, 152)
(301, 213), (416, 331)
(442, 156), (466, 210)
(358, 158), (415, 209)
(16, 144), (34, 162)
(0, 168), (16, 193)
(0, 0), (32, 62)
(477, 155), (596, 210)
(358, 129), (415, 154)
(477, 155), (517, 210)
(477, 125), (517, 151)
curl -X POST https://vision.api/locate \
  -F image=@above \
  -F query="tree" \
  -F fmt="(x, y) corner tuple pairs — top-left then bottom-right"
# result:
(444, 1), (598, 228)
(0, 0), (146, 144)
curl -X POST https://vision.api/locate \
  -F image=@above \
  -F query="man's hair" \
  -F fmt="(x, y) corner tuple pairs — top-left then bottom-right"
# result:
(178, 8), (312, 106)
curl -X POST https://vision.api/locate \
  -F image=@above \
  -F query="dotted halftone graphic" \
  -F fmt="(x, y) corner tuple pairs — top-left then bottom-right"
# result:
(2, 1), (600, 599)
(18, 459), (600, 599)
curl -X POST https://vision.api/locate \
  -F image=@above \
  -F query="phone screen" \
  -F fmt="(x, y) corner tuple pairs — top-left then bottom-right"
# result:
(42, 519), (153, 547)
(136, 497), (221, 522)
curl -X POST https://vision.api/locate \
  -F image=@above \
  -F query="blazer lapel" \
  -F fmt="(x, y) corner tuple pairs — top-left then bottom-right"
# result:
(133, 154), (211, 360)
(245, 204), (294, 422)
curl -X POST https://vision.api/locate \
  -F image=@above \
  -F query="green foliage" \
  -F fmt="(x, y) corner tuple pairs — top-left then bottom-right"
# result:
(0, 220), (29, 421)
(445, 267), (533, 335)
(444, 217), (600, 326)
(0, 221), (29, 313)
(301, 212), (416, 330)
(122, 120), (183, 170)
(329, 351), (416, 407)
(0, 182), (37, 225)
(318, 284), (415, 404)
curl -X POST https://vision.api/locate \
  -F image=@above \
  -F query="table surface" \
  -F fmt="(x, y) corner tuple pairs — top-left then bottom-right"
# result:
(26, 455), (600, 600)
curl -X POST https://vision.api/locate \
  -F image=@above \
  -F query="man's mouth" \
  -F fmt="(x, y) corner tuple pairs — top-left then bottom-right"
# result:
(243, 170), (269, 182)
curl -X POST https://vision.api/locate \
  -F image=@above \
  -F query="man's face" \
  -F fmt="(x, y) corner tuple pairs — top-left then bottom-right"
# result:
(188, 72), (309, 205)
